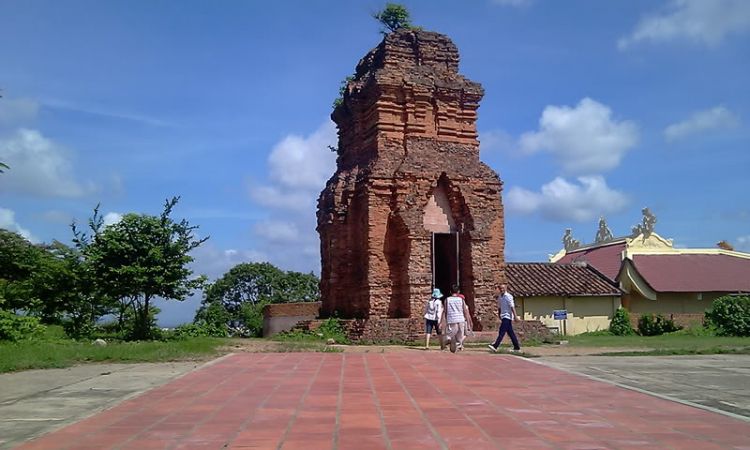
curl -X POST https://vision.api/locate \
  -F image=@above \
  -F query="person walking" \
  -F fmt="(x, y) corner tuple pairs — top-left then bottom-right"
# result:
(441, 285), (472, 353)
(488, 282), (522, 353)
(423, 288), (444, 350)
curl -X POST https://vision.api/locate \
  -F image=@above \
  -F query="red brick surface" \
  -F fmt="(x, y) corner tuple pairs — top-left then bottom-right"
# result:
(263, 302), (321, 319)
(16, 353), (750, 450)
(318, 29), (507, 330)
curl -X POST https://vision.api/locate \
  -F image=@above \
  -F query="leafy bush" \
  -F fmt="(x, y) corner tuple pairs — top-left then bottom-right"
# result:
(316, 317), (349, 344)
(637, 313), (682, 336)
(705, 295), (750, 337)
(62, 318), (98, 340)
(166, 323), (227, 341)
(273, 318), (350, 344)
(0, 310), (46, 341)
(239, 301), (268, 338)
(609, 307), (635, 336)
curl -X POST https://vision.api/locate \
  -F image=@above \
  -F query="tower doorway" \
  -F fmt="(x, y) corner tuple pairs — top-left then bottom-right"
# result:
(432, 232), (459, 298)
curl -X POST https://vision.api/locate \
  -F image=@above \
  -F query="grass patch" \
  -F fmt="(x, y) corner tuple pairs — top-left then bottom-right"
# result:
(567, 332), (750, 349)
(594, 346), (750, 357)
(0, 337), (225, 373)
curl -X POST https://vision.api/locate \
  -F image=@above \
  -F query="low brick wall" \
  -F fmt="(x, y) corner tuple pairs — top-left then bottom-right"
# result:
(263, 302), (321, 318)
(629, 313), (705, 330)
(294, 318), (554, 344)
(262, 302), (321, 338)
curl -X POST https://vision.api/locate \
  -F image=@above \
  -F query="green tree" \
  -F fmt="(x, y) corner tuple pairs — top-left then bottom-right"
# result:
(202, 262), (284, 325)
(199, 262), (320, 333)
(82, 197), (208, 340)
(372, 3), (415, 34)
(0, 229), (44, 313)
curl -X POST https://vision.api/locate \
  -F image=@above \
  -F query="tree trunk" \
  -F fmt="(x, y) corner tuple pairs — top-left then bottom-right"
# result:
(140, 296), (151, 340)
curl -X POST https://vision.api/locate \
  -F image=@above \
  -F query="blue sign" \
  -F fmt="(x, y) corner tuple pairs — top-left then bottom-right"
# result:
(553, 310), (568, 320)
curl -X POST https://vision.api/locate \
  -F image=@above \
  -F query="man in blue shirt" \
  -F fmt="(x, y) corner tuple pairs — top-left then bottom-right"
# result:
(488, 282), (522, 353)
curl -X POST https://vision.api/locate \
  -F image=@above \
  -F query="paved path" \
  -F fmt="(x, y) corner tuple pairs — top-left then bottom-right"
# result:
(14, 353), (750, 450)
(0, 362), (203, 450)
(537, 354), (750, 419)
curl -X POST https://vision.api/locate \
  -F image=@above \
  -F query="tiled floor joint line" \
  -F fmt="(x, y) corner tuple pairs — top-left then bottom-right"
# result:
(383, 355), (449, 450)
(275, 354), (328, 450)
(363, 354), (392, 450)
(223, 354), (310, 449)
(403, 354), (505, 449)
(332, 354), (345, 450)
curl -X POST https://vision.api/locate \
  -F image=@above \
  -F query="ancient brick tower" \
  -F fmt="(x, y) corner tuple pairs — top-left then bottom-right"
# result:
(317, 29), (506, 331)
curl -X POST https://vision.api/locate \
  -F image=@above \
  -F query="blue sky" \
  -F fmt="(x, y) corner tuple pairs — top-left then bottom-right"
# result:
(2, 0), (749, 325)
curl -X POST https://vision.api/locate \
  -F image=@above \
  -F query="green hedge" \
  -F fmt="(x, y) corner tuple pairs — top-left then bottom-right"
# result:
(637, 313), (682, 336)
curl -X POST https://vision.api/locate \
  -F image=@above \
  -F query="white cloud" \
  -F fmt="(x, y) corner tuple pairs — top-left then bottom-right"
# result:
(505, 176), (629, 222)
(189, 242), (267, 280)
(42, 98), (170, 127)
(0, 208), (38, 243)
(249, 186), (315, 213)
(0, 128), (96, 197)
(664, 105), (741, 142)
(618, 0), (750, 49)
(737, 236), (750, 252)
(103, 212), (123, 227)
(0, 97), (39, 123)
(40, 210), (73, 224)
(253, 220), (300, 243)
(244, 121), (339, 273)
(491, 0), (533, 7)
(268, 121), (337, 190)
(479, 129), (517, 155)
(519, 98), (639, 175)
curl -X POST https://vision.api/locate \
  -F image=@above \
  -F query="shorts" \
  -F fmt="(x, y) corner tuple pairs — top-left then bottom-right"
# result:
(425, 319), (441, 335)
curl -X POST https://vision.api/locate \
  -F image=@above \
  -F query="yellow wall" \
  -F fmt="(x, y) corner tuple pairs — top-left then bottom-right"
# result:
(629, 292), (724, 314)
(519, 296), (620, 335)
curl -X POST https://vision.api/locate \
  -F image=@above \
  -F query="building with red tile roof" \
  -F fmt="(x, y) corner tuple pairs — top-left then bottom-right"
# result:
(550, 231), (750, 315)
(505, 262), (623, 335)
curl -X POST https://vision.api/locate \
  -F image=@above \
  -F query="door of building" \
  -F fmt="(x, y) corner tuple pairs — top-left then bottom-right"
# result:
(432, 232), (459, 298)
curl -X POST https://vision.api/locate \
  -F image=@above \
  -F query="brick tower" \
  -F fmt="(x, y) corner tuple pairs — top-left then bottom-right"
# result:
(317, 29), (506, 331)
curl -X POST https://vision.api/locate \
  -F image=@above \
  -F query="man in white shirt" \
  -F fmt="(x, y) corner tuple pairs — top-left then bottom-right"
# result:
(488, 282), (521, 353)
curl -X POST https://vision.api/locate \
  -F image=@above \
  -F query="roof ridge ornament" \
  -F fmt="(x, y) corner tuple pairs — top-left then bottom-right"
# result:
(631, 207), (656, 238)
(563, 228), (581, 251)
(595, 217), (614, 243)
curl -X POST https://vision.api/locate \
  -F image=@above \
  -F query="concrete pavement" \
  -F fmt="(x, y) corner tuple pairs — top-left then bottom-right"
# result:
(0, 362), (205, 449)
(536, 354), (750, 420)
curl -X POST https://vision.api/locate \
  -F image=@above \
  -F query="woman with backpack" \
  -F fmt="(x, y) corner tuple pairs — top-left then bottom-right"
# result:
(423, 288), (444, 350)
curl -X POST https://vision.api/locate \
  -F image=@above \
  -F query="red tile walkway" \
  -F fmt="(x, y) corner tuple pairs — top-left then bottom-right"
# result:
(15, 353), (750, 450)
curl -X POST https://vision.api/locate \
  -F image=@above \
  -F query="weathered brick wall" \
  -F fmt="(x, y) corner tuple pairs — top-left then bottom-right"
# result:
(318, 29), (507, 331)
(262, 302), (322, 319)
(262, 302), (322, 338)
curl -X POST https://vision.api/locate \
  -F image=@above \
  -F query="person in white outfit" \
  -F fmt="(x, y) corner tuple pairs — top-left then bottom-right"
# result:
(440, 285), (473, 353)
(423, 288), (444, 350)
